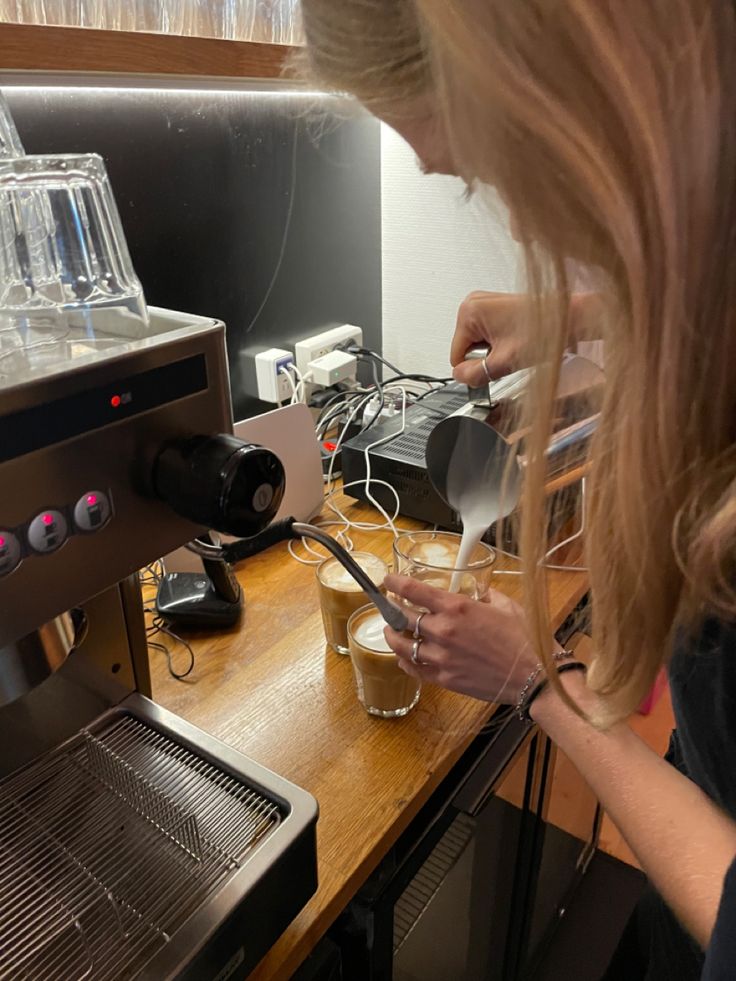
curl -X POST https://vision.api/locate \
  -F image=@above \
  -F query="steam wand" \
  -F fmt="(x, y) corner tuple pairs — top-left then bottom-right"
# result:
(187, 518), (410, 633)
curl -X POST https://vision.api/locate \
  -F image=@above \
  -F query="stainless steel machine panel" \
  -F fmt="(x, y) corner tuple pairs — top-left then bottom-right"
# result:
(0, 306), (319, 980)
(0, 695), (318, 981)
(0, 308), (232, 647)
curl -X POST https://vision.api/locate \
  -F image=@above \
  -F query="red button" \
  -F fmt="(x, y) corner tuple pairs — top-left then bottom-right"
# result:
(323, 442), (337, 453)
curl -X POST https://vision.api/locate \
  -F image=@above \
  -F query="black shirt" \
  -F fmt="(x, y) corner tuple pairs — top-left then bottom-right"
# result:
(602, 619), (736, 980)
(669, 618), (736, 816)
(702, 858), (736, 980)
(666, 618), (736, 980)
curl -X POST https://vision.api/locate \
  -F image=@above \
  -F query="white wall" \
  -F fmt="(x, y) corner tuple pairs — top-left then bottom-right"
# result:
(380, 123), (519, 378)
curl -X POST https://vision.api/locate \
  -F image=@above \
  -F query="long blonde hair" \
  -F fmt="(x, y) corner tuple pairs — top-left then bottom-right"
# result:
(300, 0), (736, 721)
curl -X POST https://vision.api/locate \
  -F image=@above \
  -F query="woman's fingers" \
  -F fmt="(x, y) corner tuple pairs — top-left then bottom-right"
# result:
(384, 573), (461, 613)
(449, 290), (498, 367)
(384, 625), (418, 662)
(453, 355), (491, 387)
(385, 626), (444, 682)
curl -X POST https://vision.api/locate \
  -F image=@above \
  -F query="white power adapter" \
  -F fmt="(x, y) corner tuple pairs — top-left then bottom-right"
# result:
(308, 350), (357, 388)
(255, 348), (296, 403)
(362, 392), (402, 427)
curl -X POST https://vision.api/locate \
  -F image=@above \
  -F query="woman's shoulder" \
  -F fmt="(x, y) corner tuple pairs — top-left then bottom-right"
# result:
(671, 616), (736, 670)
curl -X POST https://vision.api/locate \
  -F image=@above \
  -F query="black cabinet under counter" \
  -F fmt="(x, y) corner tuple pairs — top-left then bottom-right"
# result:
(326, 705), (600, 981)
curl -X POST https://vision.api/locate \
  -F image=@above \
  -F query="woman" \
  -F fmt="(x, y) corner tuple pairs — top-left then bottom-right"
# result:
(298, 1), (736, 978)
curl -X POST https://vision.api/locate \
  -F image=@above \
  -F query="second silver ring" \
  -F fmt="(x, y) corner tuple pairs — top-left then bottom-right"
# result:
(411, 638), (425, 666)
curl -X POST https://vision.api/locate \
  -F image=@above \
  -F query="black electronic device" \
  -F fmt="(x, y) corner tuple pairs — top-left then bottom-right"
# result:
(341, 384), (469, 529)
(155, 559), (243, 629)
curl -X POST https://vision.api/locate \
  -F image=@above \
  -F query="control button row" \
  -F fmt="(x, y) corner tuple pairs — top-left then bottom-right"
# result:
(0, 532), (22, 578)
(0, 490), (112, 577)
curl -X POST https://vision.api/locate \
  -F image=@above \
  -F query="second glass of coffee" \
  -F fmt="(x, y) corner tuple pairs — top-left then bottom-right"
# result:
(316, 552), (389, 655)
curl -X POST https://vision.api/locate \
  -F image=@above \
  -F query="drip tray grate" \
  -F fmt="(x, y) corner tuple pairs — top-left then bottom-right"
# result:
(0, 714), (281, 981)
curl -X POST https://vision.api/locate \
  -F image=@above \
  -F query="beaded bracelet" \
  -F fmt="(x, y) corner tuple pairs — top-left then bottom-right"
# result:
(515, 652), (585, 723)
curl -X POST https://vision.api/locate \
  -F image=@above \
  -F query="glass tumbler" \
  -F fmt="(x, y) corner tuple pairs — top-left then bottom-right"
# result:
(392, 531), (496, 601)
(348, 604), (420, 718)
(316, 551), (389, 655)
(0, 153), (148, 377)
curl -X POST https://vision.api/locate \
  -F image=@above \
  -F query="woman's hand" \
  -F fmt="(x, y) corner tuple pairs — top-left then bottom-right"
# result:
(450, 290), (529, 386)
(451, 290), (604, 387)
(383, 573), (553, 704)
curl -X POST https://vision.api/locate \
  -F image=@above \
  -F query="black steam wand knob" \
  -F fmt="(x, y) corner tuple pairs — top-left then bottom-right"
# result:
(153, 434), (285, 538)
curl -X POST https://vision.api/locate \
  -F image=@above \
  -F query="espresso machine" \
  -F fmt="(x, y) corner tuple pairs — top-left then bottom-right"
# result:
(0, 309), (319, 981)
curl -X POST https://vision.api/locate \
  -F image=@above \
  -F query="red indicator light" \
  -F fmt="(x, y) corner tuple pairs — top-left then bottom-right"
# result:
(87, 494), (98, 506)
(0, 537), (5, 548)
(42, 514), (53, 526)
(110, 395), (122, 408)
(323, 442), (337, 452)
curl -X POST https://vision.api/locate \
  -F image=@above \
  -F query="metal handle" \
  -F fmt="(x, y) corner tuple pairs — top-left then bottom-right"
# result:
(544, 415), (599, 464)
(292, 523), (410, 633)
(190, 522), (410, 633)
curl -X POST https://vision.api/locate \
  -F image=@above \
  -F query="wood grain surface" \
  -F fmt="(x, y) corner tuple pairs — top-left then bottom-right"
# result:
(0, 23), (292, 78)
(147, 492), (588, 980)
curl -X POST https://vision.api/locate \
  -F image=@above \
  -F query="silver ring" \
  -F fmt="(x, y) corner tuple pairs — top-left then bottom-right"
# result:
(411, 638), (425, 666)
(482, 356), (492, 383)
(412, 611), (427, 640)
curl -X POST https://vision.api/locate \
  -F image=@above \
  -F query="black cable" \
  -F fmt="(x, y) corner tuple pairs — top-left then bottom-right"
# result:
(316, 392), (368, 436)
(384, 372), (454, 385)
(314, 386), (366, 422)
(148, 616), (196, 680)
(340, 341), (453, 385)
(140, 569), (196, 681)
(338, 343), (403, 376)
(414, 384), (457, 402)
(359, 356), (385, 433)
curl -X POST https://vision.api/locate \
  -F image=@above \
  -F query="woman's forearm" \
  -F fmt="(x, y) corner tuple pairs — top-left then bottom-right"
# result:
(570, 291), (605, 343)
(531, 672), (736, 948)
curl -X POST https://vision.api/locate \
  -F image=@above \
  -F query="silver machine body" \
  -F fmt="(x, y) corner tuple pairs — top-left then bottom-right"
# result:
(0, 311), (318, 981)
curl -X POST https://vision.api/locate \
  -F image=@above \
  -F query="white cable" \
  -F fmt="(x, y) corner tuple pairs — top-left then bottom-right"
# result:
(324, 391), (374, 493)
(493, 478), (588, 575)
(288, 384), (409, 568)
(290, 364), (309, 404)
(321, 388), (408, 539)
(349, 387), (407, 536)
(543, 477), (587, 560)
(278, 364), (298, 403)
(298, 369), (313, 404)
(287, 520), (355, 566)
(245, 121), (298, 335)
(289, 375), (456, 569)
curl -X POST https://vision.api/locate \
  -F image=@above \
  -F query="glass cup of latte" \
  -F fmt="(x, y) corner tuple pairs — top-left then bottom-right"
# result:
(316, 552), (389, 655)
(347, 604), (421, 718)
(392, 531), (495, 601)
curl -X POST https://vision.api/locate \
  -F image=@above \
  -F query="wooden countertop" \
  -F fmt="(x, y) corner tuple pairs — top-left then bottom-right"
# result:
(148, 492), (588, 980)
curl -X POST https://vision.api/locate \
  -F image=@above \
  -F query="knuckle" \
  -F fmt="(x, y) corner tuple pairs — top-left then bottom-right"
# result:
(446, 594), (468, 617)
(434, 619), (455, 644)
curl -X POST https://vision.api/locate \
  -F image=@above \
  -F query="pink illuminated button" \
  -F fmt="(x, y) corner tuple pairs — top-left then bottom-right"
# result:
(27, 510), (68, 554)
(0, 530), (21, 577)
(73, 490), (111, 533)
